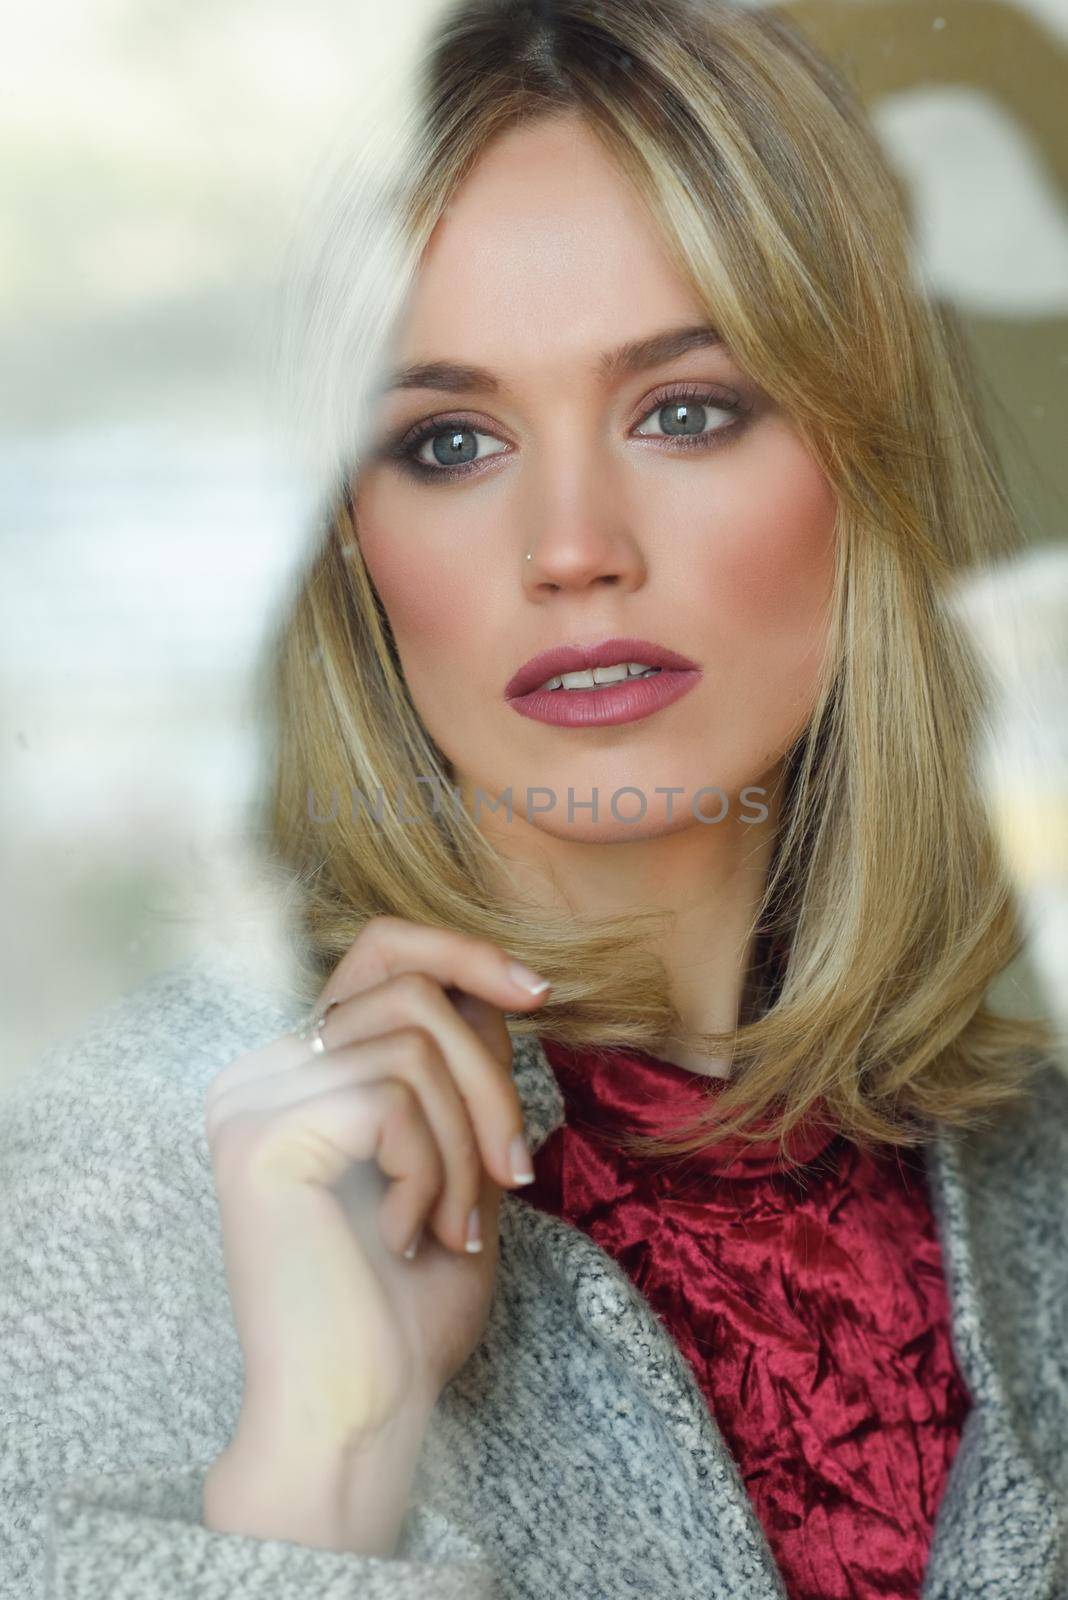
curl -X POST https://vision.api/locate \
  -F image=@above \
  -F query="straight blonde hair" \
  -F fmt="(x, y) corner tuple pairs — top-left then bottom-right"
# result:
(254, 0), (1054, 1163)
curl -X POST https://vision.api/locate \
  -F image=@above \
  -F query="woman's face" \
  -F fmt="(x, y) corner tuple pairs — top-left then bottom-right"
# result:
(354, 113), (837, 844)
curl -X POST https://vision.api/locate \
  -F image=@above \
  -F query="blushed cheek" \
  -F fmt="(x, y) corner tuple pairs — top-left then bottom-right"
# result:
(354, 481), (461, 648)
(714, 429), (837, 634)
(373, 549), (465, 644)
(352, 495), (500, 739)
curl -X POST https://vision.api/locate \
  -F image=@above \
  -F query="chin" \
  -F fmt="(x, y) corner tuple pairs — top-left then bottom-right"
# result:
(528, 805), (702, 846)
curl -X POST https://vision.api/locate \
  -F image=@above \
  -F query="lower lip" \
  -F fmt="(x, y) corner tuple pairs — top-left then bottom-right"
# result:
(505, 669), (701, 727)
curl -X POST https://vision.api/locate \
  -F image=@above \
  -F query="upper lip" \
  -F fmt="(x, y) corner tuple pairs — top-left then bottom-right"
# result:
(504, 636), (700, 699)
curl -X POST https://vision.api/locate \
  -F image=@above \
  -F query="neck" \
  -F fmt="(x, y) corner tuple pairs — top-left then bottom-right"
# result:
(469, 769), (785, 1074)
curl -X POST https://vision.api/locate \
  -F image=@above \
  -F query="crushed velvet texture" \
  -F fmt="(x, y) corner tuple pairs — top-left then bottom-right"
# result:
(517, 1038), (973, 1600)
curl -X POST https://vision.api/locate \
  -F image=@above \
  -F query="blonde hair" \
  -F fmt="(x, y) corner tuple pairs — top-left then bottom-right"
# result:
(254, 0), (1054, 1163)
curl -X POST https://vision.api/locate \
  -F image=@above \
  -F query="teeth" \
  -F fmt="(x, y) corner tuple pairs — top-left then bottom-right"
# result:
(535, 660), (662, 693)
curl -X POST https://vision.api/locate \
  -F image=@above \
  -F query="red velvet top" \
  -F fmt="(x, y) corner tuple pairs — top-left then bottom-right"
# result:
(515, 1038), (973, 1600)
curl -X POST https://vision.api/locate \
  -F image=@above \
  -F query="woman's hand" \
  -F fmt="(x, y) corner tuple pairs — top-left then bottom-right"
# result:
(203, 916), (551, 1472)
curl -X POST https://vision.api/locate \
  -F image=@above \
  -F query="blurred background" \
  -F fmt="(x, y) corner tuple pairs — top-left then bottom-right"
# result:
(1, 0), (1066, 1085)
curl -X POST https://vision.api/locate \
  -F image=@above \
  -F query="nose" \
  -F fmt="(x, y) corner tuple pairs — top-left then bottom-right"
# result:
(521, 492), (647, 598)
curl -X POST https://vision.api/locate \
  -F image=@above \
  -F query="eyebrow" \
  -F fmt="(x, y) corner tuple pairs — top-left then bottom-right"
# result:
(382, 322), (724, 395)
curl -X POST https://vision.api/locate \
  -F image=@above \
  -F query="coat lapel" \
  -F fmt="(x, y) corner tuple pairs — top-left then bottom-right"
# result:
(920, 1096), (1065, 1596)
(505, 1031), (1067, 1599)
(504, 1031), (790, 1596)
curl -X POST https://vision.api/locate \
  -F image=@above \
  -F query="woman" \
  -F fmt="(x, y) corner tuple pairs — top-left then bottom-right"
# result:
(2, 1), (1065, 1597)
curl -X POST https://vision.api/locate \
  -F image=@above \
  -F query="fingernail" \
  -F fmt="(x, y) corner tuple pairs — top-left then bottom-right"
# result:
(403, 1223), (422, 1261)
(507, 960), (552, 997)
(465, 1204), (483, 1253)
(509, 1131), (535, 1185)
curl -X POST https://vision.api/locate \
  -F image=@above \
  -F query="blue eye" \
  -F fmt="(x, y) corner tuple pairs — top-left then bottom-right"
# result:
(390, 421), (509, 478)
(430, 428), (478, 467)
(384, 384), (749, 484)
(423, 427), (509, 469)
(633, 391), (744, 441)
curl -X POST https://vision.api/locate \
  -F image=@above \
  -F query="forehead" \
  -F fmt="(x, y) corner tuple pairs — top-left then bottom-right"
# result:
(394, 115), (704, 373)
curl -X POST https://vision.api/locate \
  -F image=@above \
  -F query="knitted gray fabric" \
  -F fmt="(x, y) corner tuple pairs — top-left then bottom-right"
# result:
(1, 954), (1065, 1598)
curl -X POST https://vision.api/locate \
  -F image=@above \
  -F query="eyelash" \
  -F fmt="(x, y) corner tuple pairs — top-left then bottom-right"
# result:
(383, 383), (751, 483)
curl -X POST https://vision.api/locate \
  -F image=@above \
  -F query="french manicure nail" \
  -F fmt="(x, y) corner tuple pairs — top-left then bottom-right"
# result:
(509, 1131), (535, 1185)
(507, 960), (552, 996)
(403, 1223), (423, 1261)
(465, 1204), (483, 1253)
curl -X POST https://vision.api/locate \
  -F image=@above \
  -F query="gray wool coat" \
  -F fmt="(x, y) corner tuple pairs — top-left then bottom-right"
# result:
(1, 954), (1066, 1599)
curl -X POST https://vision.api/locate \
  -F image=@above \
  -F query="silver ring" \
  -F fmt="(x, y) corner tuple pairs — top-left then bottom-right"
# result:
(300, 996), (340, 1056)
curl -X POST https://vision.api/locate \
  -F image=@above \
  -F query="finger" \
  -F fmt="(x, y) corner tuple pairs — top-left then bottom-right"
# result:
(207, 975), (526, 1211)
(205, 1034), (310, 1119)
(217, 1073), (445, 1261)
(311, 916), (552, 1020)
(312, 971), (532, 1197)
(375, 1079), (458, 1261)
(206, 1028), (485, 1254)
(447, 990), (513, 1070)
